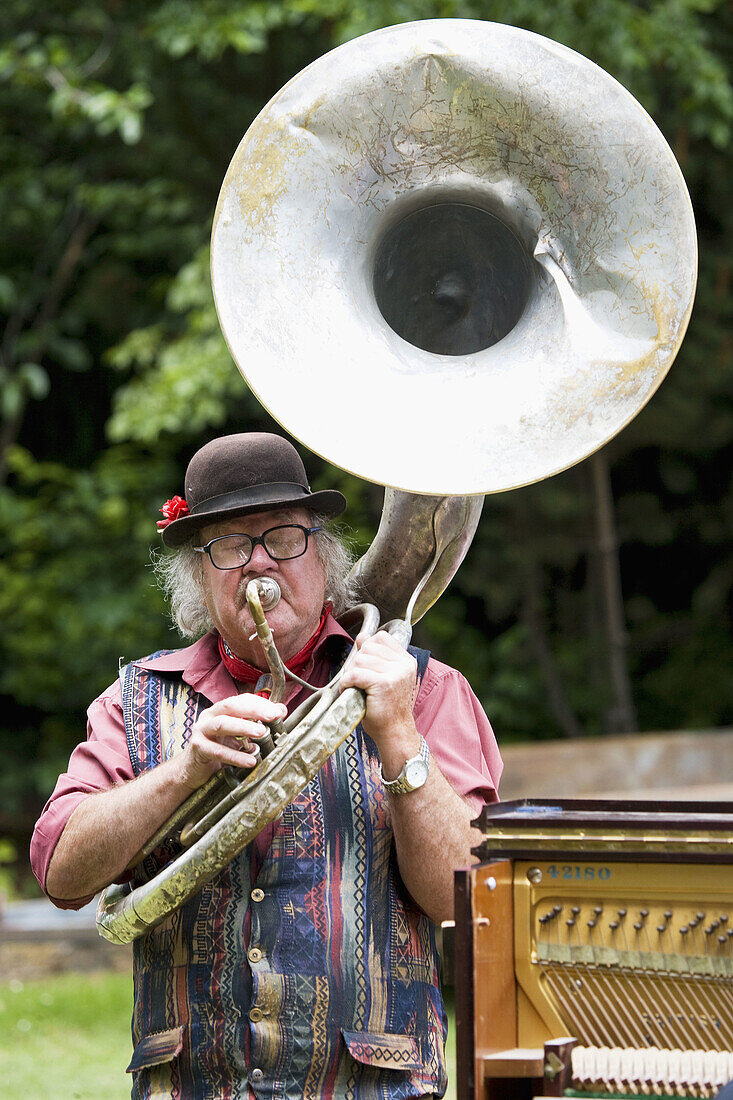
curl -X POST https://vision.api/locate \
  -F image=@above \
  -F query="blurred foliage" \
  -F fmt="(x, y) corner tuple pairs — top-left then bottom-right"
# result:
(1, 0), (732, 848)
(0, 444), (179, 710)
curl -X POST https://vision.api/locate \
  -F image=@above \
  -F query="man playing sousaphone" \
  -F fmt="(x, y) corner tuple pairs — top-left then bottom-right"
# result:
(31, 432), (501, 1098)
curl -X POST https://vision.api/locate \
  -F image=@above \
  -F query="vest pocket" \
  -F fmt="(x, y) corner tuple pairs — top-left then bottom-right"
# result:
(342, 1029), (422, 1072)
(126, 1025), (185, 1073)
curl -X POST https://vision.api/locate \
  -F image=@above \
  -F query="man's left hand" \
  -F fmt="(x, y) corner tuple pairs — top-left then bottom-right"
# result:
(338, 629), (419, 761)
(339, 627), (480, 923)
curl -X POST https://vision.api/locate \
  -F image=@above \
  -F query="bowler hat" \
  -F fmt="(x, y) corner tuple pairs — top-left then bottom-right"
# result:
(160, 433), (346, 547)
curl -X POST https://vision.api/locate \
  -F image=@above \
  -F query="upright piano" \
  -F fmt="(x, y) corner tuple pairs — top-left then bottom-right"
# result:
(454, 800), (733, 1099)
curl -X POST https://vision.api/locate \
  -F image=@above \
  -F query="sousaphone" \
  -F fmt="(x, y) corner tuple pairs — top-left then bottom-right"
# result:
(97, 19), (697, 944)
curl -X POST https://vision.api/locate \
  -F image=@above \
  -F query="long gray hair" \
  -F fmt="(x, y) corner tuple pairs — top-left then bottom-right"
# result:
(153, 514), (360, 639)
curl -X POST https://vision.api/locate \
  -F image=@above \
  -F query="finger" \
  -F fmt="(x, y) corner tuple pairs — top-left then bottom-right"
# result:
(374, 629), (407, 652)
(353, 629), (385, 649)
(220, 734), (259, 757)
(350, 642), (412, 664)
(346, 648), (416, 678)
(197, 715), (272, 742)
(360, 630), (413, 659)
(340, 660), (400, 688)
(340, 654), (416, 694)
(207, 695), (287, 723)
(353, 624), (399, 645)
(193, 738), (259, 771)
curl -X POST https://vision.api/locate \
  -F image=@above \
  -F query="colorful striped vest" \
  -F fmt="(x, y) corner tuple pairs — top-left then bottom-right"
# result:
(120, 648), (448, 1100)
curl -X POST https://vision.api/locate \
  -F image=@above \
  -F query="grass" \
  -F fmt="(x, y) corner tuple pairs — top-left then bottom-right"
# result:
(0, 971), (457, 1099)
(0, 970), (133, 1100)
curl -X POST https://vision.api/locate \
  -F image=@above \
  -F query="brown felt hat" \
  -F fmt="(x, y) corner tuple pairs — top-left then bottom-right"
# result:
(160, 433), (346, 547)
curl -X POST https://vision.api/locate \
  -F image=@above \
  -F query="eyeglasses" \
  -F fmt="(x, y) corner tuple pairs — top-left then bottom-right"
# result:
(193, 524), (321, 571)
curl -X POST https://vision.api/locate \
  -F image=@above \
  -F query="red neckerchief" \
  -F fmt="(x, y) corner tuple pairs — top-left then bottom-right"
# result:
(217, 605), (332, 686)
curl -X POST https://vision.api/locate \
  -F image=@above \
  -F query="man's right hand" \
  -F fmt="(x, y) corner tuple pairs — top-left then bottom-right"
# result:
(45, 692), (287, 901)
(177, 693), (288, 790)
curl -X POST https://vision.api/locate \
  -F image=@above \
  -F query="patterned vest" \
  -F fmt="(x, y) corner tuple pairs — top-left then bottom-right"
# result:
(120, 648), (448, 1100)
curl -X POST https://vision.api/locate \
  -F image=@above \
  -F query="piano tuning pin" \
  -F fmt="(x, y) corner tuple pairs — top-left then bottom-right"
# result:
(640, 909), (649, 917)
(609, 920), (619, 930)
(593, 905), (603, 915)
(719, 935), (727, 944)
(571, 906), (581, 915)
(633, 921), (643, 931)
(617, 908), (627, 917)
(553, 905), (563, 914)
(696, 912), (706, 920)
(719, 914), (728, 923)
(680, 925), (689, 935)
(664, 909), (673, 919)
(566, 918), (576, 926)
(656, 924), (667, 933)
(587, 919), (596, 928)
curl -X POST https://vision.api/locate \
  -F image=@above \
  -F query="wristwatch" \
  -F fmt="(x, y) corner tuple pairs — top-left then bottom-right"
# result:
(379, 736), (431, 795)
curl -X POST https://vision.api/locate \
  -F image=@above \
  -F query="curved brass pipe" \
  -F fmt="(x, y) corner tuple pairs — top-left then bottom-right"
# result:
(97, 678), (371, 944)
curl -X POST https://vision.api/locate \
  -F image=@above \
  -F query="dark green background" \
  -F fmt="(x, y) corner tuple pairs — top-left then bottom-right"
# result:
(2, 0), (731, 886)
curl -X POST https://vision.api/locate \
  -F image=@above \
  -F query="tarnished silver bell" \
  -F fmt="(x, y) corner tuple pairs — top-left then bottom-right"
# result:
(212, 19), (696, 497)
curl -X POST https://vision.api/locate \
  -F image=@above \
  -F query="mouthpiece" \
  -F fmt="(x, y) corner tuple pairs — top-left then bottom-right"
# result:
(248, 577), (281, 611)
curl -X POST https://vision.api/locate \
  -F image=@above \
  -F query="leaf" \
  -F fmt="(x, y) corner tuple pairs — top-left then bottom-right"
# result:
(0, 379), (23, 421)
(17, 362), (50, 399)
(0, 274), (17, 309)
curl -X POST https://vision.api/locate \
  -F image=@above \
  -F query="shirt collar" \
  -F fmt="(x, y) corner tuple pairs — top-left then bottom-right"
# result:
(134, 614), (354, 702)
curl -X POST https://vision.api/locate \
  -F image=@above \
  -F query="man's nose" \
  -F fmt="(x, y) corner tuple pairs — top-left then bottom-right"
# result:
(247, 540), (275, 571)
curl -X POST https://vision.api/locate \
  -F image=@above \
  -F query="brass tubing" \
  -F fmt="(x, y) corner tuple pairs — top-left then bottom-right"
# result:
(180, 770), (260, 847)
(246, 580), (286, 738)
(281, 603), (382, 734)
(98, 604), (411, 941)
(176, 694), (341, 849)
(282, 688), (328, 734)
(126, 772), (227, 871)
(97, 683), (369, 943)
(174, 607), (382, 850)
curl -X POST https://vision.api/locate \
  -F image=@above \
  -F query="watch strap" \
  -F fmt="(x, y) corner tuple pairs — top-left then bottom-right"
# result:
(379, 735), (430, 795)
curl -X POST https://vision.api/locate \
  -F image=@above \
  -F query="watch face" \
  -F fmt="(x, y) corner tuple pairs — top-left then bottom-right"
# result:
(404, 758), (429, 790)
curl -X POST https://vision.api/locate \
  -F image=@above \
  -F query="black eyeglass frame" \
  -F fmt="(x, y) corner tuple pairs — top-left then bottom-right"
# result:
(193, 523), (321, 570)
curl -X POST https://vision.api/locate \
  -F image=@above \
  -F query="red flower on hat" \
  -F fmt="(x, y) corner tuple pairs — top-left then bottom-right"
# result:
(157, 495), (189, 530)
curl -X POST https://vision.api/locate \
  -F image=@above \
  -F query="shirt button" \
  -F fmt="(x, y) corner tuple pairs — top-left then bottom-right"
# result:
(251, 1068), (264, 1082)
(249, 1007), (263, 1022)
(248, 947), (263, 964)
(251, 888), (265, 902)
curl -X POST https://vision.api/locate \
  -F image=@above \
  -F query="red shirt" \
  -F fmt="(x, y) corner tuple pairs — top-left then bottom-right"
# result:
(31, 618), (502, 906)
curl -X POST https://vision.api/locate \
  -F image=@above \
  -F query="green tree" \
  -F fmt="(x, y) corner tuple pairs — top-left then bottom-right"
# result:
(1, 0), (732, 875)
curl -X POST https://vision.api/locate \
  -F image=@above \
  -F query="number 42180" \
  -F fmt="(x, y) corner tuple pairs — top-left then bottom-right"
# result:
(545, 864), (611, 880)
